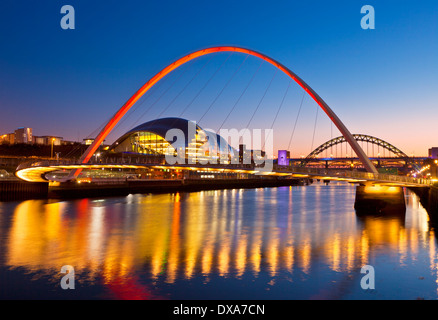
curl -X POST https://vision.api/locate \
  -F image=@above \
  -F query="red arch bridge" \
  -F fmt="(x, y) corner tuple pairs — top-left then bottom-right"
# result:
(14, 46), (432, 190)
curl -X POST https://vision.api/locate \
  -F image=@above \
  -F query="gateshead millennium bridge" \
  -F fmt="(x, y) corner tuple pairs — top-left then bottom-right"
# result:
(13, 46), (435, 216)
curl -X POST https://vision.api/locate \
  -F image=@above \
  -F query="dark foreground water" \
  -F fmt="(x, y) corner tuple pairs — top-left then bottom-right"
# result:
(0, 182), (437, 300)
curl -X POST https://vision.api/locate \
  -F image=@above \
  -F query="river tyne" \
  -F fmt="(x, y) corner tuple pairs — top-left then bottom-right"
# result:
(1, 182), (437, 300)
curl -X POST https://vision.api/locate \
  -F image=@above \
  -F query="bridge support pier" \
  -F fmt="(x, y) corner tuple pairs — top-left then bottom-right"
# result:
(354, 185), (406, 216)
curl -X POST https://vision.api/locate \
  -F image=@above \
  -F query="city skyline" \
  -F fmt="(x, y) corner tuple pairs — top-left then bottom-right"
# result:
(0, 1), (437, 157)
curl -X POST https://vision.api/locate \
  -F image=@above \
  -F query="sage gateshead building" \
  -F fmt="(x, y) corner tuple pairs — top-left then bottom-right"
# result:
(108, 117), (236, 163)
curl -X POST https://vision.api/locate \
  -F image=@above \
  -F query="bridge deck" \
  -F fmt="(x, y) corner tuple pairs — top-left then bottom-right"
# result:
(15, 159), (431, 187)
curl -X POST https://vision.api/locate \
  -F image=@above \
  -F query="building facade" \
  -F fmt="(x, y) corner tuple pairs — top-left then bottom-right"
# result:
(108, 117), (235, 163)
(33, 136), (63, 146)
(277, 150), (290, 166)
(14, 127), (32, 144)
(429, 148), (438, 159)
(0, 133), (15, 144)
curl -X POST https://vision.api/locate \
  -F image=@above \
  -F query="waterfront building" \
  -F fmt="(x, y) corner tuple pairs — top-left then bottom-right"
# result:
(33, 136), (63, 146)
(108, 117), (235, 163)
(14, 127), (32, 144)
(0, 133), (15, 144)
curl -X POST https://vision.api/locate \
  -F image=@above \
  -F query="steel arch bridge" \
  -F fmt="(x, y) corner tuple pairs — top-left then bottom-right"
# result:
(70, 46), (378, 179)
(305, 134), (409, 160)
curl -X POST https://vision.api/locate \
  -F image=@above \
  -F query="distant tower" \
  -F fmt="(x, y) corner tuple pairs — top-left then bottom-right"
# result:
(277, 150), (290, 166)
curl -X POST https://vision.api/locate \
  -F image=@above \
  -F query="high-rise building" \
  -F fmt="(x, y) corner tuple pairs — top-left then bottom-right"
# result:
(14, 127), (32, 144)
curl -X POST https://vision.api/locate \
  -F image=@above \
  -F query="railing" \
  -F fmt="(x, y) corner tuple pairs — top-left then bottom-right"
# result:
(15, 158), (433, 186)
(272, 165), (430, 185)
(0, 177), (20, 181)
(84, 178), (129, 185)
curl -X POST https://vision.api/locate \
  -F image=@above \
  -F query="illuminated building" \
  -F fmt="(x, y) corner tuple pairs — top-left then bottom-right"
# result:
(238, 144), (266, 164)
(429, 147), (438, 159)
(108, 117), (235, 162)
(83, 138), (95, 145)
(83, 138), (107, 151)
(14, 127), (32, 144)
(277, 150), (290, 166)
(0, 133), (15, 144)
(61, 140), (78, 146)
(33, 136), (63, 146)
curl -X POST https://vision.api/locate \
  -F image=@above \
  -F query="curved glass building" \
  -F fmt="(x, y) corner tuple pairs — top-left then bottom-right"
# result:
(108, 117), (235, 162)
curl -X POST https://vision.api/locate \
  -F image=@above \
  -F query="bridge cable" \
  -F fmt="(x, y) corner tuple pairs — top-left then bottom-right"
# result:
(64, 60), (195, 160)
(178, 54), (234, 119)
(244, 68), (278, 132)
(195, 53), (234, 124)
(163, 53), (233, 143)
(348, 141), (350, 158)
(331, 122), (333, 157)
(128, 58), (197, 130)
(156, 54), (216, 121)
(164, 53), (225, 136)
(310, 104), (319, 153)
(287, 92), (305, 151)
(62, 140), (91, 160)
(119, 55), (212, 148)
(216, 59), (263, 133)
(138, 57), (212, 132)
(62, 121), (108, 158)
(89, 64), (179, 143)
(61, 105), (125, 158)
(62, 108), (125, 159)
(155, 53), (240, 145)
(148, 52), (233, 139)
(85, 111), (119, 141)
(131, 55), (217, 153)
(197, 53), (248, 126)
(106, 69), (171, 138)
(262, 79), (292, 151)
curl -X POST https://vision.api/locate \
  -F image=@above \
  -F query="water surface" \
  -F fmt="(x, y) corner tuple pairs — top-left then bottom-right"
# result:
(0, 182), (436, 299)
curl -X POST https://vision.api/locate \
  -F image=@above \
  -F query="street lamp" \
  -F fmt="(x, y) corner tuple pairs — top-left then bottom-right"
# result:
(51, 138), (55, 159)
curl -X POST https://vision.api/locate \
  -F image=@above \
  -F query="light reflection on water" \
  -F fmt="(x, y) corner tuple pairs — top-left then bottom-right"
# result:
(0, 182), (437, 299)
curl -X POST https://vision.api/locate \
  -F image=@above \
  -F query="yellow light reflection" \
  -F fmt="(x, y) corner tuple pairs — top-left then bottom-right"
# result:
(3, 188), (435, 294)
(235, 234), (248, 277)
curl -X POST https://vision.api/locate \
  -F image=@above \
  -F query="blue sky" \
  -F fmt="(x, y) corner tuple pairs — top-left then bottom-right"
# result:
(0, 0), (437, 156)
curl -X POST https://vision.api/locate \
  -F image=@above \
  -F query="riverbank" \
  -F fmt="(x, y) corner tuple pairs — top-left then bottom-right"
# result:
(0, 179), (48, 201)
(0, 177), (306, 201)
(48, 177), (306, 199)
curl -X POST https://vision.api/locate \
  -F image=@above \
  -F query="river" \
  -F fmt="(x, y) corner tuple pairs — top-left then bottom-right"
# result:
(0, 182), (436, 299)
